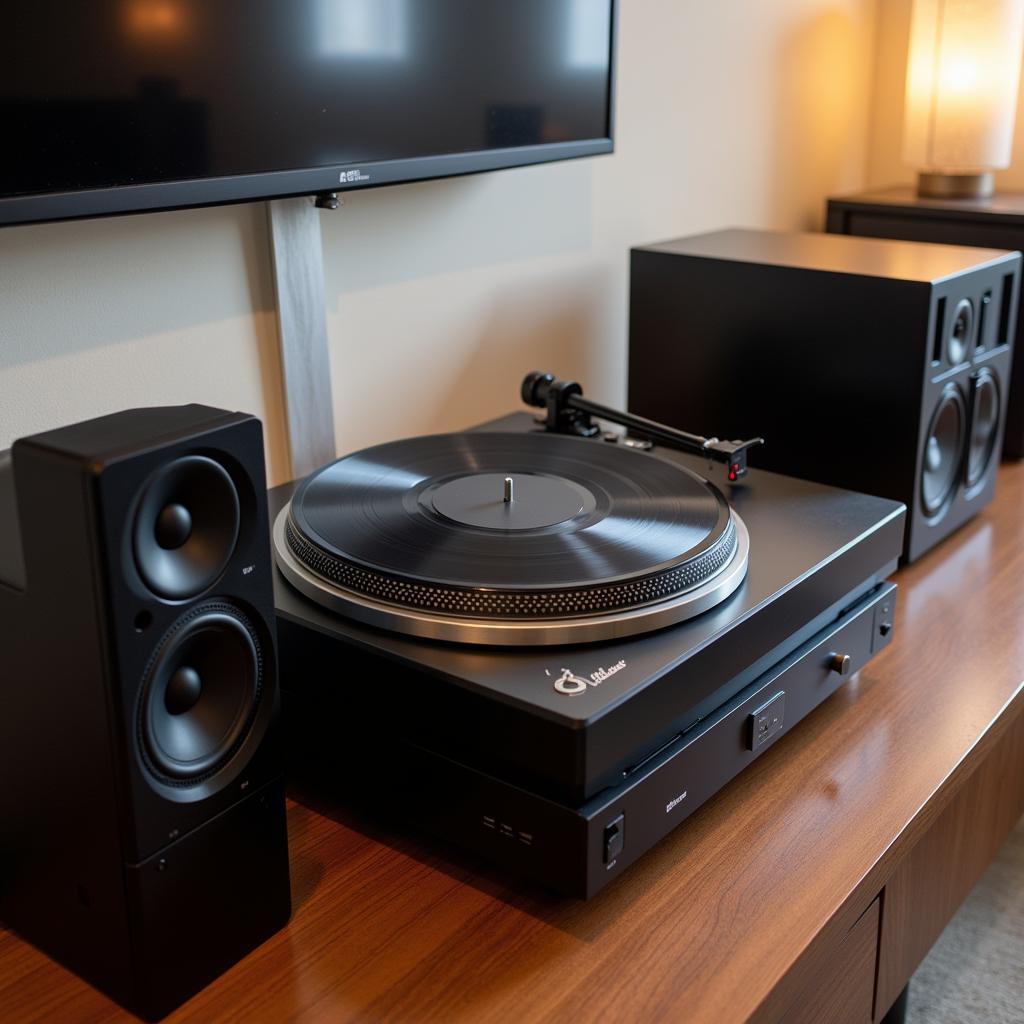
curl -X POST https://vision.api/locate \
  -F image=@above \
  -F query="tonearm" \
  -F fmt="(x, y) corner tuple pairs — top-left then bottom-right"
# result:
(521, 372), (764, 481)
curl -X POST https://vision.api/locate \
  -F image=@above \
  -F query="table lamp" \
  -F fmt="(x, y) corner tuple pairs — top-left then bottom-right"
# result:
(903, 0), (1024, 199)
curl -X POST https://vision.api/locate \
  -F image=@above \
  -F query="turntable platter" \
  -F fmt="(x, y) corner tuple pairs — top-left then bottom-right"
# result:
(274, 432), (749, 645)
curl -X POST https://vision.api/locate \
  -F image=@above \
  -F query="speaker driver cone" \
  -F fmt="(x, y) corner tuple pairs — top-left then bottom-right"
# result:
(947, 298), (974, 365)
(966, 370), (1000, 488)
(133, 456), (240, 600)
(921, 384), (966, 517)
(139, 603), (262, 786)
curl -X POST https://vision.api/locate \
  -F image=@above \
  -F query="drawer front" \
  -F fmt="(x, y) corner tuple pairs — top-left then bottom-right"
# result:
(874, 704), (1024, 1018)
(784, 897), (880, 1024)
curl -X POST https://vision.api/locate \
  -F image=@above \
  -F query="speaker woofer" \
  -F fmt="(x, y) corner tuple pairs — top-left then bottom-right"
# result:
(966, 370), (1001, 488)
(139, 602), (263, 788)
(947, 298), (974, 365)
(921, 384), (966, 517)
(133, 455), (240, 600)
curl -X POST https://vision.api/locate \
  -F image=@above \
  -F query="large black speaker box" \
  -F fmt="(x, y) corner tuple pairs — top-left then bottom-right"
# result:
(826, 189), (1024, 459)
(628, 229), (1021, 563)
(0, 405), (290, 1020)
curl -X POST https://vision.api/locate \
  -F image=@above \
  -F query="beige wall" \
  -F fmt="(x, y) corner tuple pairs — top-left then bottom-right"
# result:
(0, 204), (293, 482)
(867, 0), (1024, 190)
(0, 0), (878, 485)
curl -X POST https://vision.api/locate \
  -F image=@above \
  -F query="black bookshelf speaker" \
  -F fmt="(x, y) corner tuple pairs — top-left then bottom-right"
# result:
(0, 405), (290, 1020)
(826, 188), (1024, 459)
(627, 229), (1021, 563)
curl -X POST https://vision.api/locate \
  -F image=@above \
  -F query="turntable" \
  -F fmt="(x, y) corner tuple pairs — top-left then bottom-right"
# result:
(272, 375), (905, 898)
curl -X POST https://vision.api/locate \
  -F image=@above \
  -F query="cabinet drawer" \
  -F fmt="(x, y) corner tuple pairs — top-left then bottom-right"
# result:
(784, 897), (880, 1024)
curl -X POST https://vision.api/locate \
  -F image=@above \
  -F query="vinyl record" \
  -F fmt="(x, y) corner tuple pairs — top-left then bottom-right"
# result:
(275, 432), (748, 644)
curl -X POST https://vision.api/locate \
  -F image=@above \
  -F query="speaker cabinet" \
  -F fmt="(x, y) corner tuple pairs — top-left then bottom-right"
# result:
(0, 405), (290, 1020)
(827, 188), (1024, 459)
(627, 230), (1021, 563)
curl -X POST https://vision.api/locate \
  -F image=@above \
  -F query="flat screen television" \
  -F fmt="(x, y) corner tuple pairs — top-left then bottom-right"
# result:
(0, 0), (616, 227)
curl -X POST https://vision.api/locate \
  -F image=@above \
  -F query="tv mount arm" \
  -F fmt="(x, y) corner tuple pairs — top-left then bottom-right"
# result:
(521, 372), (764, 480)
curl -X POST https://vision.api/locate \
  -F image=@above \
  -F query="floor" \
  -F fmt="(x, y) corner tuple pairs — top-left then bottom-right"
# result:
(906, 815), (1024, 1024)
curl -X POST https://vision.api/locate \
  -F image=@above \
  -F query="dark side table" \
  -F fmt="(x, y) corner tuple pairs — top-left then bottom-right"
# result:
(827, 187), (1024, 458)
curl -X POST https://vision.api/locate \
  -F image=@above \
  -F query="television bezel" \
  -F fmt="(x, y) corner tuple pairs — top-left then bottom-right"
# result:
(0, 1), (617, 227)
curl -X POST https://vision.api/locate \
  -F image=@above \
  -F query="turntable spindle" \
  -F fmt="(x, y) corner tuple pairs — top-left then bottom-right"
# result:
(504, 477), (514, 503)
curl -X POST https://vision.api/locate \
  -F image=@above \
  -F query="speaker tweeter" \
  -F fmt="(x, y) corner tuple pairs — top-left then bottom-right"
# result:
(947, 298), (974, 365)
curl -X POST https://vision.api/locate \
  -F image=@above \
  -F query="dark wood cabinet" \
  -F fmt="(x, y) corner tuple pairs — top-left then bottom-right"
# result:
(875, 706), (1024, 1016)
(786, 898), (880, 1024)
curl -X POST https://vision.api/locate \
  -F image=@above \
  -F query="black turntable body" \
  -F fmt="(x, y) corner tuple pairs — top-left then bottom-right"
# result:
(271, 406), (905, 899)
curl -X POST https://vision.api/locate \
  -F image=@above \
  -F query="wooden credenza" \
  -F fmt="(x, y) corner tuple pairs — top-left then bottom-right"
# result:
(3, 465), (1024, 1023)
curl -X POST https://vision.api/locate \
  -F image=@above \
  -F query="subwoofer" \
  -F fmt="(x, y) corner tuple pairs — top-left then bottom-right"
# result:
(627, 229), (1020, 563)
(0, 405), (290, 1020)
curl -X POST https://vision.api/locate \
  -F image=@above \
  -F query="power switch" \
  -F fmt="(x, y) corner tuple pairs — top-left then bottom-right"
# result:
(603, 813), (625, 864)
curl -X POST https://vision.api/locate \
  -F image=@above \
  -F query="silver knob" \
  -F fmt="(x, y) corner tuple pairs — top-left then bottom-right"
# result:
(828, 653), (852, 676)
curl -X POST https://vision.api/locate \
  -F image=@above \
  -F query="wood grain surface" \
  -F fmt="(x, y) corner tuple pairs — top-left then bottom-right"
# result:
(3, 463), (1024, 1024)
(875, 706), (1024, 1015)
(787, 898), (880, 1024)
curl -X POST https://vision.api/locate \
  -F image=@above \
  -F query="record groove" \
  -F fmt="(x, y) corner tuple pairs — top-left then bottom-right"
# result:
(284, 515), (737, 619)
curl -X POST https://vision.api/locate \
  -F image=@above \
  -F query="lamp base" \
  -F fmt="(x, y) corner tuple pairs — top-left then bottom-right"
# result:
(916, 171), (994, 200)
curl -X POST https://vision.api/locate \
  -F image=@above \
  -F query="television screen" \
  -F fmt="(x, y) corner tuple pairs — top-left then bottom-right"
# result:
(0, 0), (616, 226)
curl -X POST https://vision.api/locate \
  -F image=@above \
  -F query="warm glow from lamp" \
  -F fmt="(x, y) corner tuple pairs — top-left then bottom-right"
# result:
(124, 0), (186, 40)
(903, 0), (1024, 198)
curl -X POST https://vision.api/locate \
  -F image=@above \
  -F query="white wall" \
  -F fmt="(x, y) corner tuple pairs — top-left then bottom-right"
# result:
(0, 0), (878, 485)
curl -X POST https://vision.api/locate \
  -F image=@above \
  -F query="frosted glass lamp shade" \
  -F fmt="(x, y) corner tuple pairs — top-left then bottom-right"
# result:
(903, 0), (1024, 197)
